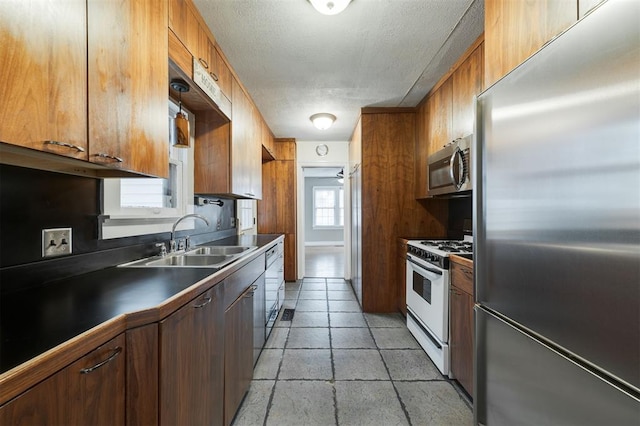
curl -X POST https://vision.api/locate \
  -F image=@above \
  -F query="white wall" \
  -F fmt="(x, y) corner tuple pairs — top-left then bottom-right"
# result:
(296, 141), (350, 279)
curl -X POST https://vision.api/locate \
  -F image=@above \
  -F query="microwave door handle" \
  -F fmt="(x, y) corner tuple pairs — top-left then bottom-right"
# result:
(449, 148), (466, 189)
(448, 149), (457, 185)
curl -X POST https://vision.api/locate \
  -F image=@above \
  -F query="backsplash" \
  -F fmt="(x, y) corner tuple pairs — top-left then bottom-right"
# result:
(448, 197), (473, 239)
(0, 164), (236, 291)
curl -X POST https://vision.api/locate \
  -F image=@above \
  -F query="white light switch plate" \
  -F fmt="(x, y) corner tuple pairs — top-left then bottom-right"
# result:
(42, 228), (72, 257)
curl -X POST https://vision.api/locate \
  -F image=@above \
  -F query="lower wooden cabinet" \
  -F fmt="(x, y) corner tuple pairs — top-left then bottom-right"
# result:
(0, 334), (126, 426)
(450, 257), (474, 396)
(224, 284), (255, 425)
(159, 285), (224, 426)
(2, 254), (271, 426)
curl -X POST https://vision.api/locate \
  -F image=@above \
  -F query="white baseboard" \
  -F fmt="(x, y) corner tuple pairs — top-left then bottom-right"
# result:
(305, 241), (344, 247)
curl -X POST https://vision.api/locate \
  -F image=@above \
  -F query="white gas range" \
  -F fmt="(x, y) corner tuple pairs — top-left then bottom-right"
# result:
(406, 237), (472, 377)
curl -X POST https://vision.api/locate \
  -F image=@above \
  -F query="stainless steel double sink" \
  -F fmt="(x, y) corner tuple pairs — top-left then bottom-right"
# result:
(120, 245), (258, 269)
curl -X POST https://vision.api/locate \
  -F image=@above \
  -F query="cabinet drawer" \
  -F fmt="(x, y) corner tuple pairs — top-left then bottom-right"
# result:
(451, 261), (473, 295)
(224, 255), (265, 309)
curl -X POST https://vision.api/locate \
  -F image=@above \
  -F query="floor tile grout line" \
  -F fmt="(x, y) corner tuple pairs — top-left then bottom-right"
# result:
(364, 313), (415, 426)
(262, 278), (302, 425)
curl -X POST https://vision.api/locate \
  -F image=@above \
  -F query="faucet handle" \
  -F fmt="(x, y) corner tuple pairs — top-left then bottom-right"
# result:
(155, 242), (167, 257)
(177, 239), (186, 251)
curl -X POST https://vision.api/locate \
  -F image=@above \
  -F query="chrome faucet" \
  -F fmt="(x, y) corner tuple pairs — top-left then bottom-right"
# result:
(170, 214), (210, 252)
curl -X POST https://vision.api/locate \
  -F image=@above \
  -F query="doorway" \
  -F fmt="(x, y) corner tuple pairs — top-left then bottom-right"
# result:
(302, 167), (345, 278)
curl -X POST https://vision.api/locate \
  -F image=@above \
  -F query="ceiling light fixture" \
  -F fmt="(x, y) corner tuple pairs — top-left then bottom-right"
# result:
(308, 0), (352, 16)
(310, 113), (336, 130)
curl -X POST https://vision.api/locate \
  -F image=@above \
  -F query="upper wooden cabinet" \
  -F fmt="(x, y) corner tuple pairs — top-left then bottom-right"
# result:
(0, 0), (88, 159)
(426, 78), (453, 155)
(415, 40), (484, 199)
(484, 0), (577, 87)
(168, 0), (200, 62)
(452, 43), (484, 139)
(0, 334), (126, 426)
(0, 0), (169, 178)
(88, 0), (169, 178)
(213, 46), (233, 101)
(168, 0), (232, 102)
(232, 78), (262, 199)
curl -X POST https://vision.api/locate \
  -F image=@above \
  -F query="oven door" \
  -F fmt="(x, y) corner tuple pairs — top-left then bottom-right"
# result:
(406, 255), (449, 342)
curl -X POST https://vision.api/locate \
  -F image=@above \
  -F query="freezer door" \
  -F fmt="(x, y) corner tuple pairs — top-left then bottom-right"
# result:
(475, 308), (640, 426)
(475, 0), (640, 389)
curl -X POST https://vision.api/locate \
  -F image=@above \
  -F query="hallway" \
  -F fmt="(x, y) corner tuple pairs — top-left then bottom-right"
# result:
(304, 246), (345, 278)
(231, 277), (472, 425)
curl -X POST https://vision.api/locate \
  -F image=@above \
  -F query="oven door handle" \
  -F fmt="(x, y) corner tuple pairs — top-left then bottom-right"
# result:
(406, 256), (443, 276)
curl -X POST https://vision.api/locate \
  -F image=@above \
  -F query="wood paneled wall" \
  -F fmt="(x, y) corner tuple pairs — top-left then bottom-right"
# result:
(357, 110), (447, 312)
(257, 139), (297, 281)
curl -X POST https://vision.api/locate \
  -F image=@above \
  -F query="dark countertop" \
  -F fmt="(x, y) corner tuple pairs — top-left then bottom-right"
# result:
(0, 234), (282, 375)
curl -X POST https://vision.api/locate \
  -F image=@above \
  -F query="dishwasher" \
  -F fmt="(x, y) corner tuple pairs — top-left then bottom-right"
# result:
(265, 240), (284, 338)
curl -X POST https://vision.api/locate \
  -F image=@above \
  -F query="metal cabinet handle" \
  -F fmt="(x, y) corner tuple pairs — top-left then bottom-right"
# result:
(198, 57), (209, 69)
(94, 153), (124, 163)
(44, 140), (85, 152)
(244, 285), (258, 298)
(193, 296), (212, 308)
(80, 347), (122, 374)
(244, 192), (255, 197)
(209, 71), (219, 81)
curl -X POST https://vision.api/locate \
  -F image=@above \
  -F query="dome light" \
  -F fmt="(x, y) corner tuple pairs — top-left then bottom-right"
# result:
(310, 113), (336, 130)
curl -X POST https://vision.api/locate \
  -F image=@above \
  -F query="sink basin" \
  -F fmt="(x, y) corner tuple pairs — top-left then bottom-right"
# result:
(145, 254), (231, 267)
(119, 245), (257, 269)
(186, 246), (256, 256)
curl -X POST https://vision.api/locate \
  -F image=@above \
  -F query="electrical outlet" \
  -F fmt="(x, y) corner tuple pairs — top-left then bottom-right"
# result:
(42, 228), (72, 257)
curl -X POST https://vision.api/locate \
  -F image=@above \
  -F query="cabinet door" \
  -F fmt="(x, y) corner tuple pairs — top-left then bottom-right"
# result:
(452, 43), (484, 139)
(485, 0), (576, 87)
(0, 334), (126, 426)
(168, 0), (199, 58)
(0, 0), (87, 158)
(160, 286), (224, 426)
(70, 334), (126, 425)
(0, 360), (68, 425)
(224, 285), (255, 426)
(231, 78), (255, 198)
(426, 78), (453, 156)
(88, 0), (169, 177)
(213, 47), (233, 101)
(197, 25), (216, 78)
(450, 286), (474, 396)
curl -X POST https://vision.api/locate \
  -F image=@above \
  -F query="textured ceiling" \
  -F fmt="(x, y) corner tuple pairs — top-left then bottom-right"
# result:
(193, 0), (484, 141)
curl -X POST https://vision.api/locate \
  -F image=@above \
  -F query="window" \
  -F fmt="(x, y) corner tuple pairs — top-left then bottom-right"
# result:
(237, 199), (256, 235)
(100, 101), (195, 239)
(313, 186), (344, 228)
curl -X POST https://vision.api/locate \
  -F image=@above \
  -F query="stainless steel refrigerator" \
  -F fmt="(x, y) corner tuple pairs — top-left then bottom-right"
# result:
(474, 0), (640, 424)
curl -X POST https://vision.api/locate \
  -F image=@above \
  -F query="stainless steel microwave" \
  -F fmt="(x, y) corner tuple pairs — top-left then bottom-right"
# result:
(427, 135), (472, 196)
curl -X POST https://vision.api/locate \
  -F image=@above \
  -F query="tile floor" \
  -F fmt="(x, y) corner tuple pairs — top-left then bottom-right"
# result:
(232, 277), (472, 426)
